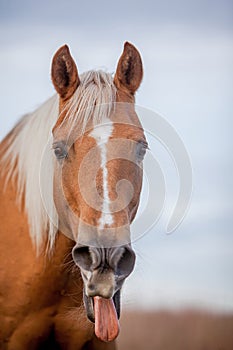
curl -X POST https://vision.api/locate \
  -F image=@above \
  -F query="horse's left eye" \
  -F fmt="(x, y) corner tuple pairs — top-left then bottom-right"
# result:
(53, 143), (68, 160)
(136, 141), (148, 162)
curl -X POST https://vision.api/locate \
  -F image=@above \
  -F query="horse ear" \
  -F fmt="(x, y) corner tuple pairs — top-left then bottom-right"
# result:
(114, 42), (143, 95)
(51, 45), (80, 100)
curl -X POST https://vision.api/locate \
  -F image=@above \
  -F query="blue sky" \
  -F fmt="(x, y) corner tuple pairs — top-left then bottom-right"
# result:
(0, 0), (233, 312)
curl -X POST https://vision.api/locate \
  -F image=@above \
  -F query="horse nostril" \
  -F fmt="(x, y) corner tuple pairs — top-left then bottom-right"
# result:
(72, 245), (92, 270)
(72, 244), (136, 281)
(115, 246), (136, 279)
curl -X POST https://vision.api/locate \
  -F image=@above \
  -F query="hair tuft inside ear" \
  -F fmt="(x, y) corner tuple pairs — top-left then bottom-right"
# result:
(51, 45), (80, 99)
(114, 42), (143, 95)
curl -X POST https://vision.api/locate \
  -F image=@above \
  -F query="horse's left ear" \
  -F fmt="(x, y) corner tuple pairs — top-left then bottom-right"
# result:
(51, 45), (80, 100)
(114, 42), (143, 95)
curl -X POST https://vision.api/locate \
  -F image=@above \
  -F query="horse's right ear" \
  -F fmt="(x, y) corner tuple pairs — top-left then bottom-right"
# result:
(51, 45), (80, 100)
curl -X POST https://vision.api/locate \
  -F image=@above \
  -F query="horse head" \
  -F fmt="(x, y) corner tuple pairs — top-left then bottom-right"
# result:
(51, 43), (147, 341)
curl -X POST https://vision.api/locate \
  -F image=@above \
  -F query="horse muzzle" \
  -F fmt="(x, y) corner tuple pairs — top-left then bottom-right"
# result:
(72, 244), (135, 320)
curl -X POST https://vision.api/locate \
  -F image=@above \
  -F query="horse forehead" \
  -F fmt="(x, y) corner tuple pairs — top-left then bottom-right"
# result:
(88, 126), (140, 152)
(89, 121), (114, 144)
(88, 118), (143, 142)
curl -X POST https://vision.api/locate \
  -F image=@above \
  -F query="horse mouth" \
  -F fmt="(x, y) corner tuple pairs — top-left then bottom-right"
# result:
(83, 289), (121, 323)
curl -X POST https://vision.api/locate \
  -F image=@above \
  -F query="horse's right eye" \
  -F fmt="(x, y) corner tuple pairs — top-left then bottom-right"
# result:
(53, 142), (68, 160)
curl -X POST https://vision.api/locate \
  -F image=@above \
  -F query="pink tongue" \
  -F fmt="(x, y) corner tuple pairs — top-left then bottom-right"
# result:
(93, 296), (120, 342)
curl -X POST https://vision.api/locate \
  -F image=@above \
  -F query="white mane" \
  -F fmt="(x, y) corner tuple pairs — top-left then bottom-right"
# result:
(1, 71), (116, 253)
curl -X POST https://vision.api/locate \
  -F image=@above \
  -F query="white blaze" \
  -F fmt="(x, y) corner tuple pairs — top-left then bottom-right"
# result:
(90, 119), (114, 228)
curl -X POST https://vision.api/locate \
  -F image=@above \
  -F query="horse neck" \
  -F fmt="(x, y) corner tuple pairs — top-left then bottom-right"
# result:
(0, 133), (75, 268)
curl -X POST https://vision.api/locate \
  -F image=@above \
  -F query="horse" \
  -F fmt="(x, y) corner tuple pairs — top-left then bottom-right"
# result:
(0, 42), (147, 349)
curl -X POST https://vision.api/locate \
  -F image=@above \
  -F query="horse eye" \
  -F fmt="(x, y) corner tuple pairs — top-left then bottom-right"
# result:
(137, 141), (148, 162)
(53, 142), (68, 160)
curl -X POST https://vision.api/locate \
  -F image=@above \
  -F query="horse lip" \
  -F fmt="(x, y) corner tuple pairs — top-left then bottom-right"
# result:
(83, 289), (121, 323)
(83, 291), (95, 323)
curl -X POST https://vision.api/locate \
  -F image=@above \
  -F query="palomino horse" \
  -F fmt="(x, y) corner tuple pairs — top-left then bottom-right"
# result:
(0, 42), (147, 349)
